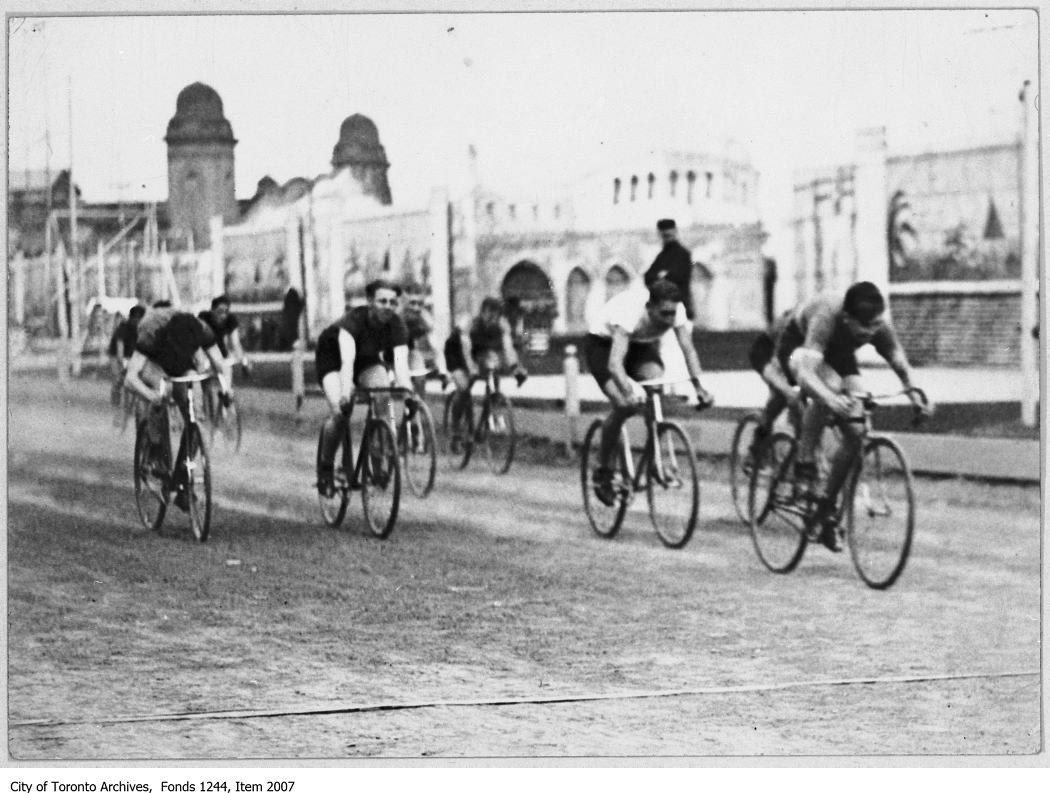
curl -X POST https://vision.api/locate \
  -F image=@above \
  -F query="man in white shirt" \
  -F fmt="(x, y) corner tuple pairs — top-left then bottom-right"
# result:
(583, 279), (714, 505)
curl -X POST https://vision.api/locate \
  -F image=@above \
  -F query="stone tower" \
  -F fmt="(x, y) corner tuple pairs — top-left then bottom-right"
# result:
(331, 114), (392, 205)
(165, 82), (238, 248)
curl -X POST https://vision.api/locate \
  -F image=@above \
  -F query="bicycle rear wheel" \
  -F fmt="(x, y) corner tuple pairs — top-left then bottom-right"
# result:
(361, 419), (401, 539)
(133, 420), (168, 531)
(400, 400), (437, 498)
(184, 424), (212, 542)
(729, 412), (763, 523)
(646, 422), (699, 548)
(580, 418), (630, 538)
(847, 436), (915, 590)
(482, 394), (516, 474)
(748, 432), (807, 573)
(316, 424), (350, 528)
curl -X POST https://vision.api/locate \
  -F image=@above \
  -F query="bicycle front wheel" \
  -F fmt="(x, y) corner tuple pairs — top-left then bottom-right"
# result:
(361, 419), (401, 539)
(184, 424), (212, 542)
(847, 436), (915, 590)
(133, 421), (168, 532)
(442, 391), (473, 470)
(729, 412), (763, 523)
(316, 425), (349, 528)
(748, 432), (807, 573)
(580, 418), (629, 539)
(482, 394), (516, 475)
(646, 422), (699, 549)
(400, 400), (437, 498)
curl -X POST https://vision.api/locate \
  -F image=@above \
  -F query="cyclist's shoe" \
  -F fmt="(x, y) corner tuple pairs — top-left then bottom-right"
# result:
(811, 497), (842, 552)
(173, 487), (190, 513)
(792, 460), (819, 500)
(743, 427), (771, 475)
(316, 466), (335, 497)
(592, 467), (618, 507)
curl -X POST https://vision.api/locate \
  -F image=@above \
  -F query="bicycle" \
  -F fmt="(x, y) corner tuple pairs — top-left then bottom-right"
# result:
(747, 387), (928, 589)
(132, 371), (213, 542)
(397, 368), (439, 498)
(580, 377), (704, 549)
(316, 385), (409, 538)
(441, 367), (524, 475)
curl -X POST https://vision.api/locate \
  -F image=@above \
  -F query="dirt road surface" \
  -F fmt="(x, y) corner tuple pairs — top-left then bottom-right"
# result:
(5, 376), (1041, 759)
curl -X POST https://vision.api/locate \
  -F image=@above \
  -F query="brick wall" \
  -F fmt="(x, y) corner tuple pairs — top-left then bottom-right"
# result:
(890, 291), (1021, 366)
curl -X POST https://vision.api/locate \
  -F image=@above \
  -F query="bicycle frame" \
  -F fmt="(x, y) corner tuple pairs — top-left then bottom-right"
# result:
(344, 386), (413, 488)
(617, 379), (688, 497)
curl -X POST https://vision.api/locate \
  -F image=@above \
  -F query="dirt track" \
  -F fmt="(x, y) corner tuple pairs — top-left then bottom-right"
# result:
(5, 376), (1041, 759)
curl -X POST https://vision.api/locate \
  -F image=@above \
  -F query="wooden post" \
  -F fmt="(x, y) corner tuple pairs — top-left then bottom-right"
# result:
(1018, 80), (1039, 427)
(564, 343), (581, 450)
(291, 339), (306, 416)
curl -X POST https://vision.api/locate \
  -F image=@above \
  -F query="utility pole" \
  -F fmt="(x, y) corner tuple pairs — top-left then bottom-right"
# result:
(67, 76), (82, 376)
(1018, 80), (1040, 427)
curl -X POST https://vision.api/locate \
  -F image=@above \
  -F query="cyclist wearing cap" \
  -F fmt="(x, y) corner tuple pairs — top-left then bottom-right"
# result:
(400, 287), (448, 394)
(443, 296), (527, 450)
(124, 305), (233, 511)
(783, 281), (932, 551)
(584, 279), (714, 506)
(198, 294), (251, 373)
(315, 278), (414, 494)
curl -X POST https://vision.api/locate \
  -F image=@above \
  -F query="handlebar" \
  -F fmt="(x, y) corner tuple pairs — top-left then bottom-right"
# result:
(843, 386), (930, 427)
(168, 372), (214, 384)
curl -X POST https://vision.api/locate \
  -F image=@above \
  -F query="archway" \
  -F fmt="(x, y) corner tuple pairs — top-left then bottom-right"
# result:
(605, 264), (632, 299)
(501, 260), (557, 353)
(565, 267), (591, 333)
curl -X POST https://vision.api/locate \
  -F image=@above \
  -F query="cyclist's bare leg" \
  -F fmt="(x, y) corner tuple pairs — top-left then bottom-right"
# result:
(169, 378), (193, 490)
(598, 360), (660, 468)
(824, 374), (865, 501)
(449, 368), (472, 435)
(794, 360), (841, 468)
(319, 371), (349, 472)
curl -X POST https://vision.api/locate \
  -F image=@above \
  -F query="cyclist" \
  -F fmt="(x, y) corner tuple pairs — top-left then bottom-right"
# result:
(107, 304), (146, 420)
(744, 309), (802, 461)
(782, 281), (932, 551)
(315, 278), (414, 495)
(443, 296), (527, 451)
(123, 305), (233, 511)
(400, 286), (449, 395)
(584, 279), (714, 506)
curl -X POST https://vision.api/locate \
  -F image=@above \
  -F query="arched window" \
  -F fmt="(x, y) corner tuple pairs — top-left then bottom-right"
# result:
(486, 202), (495, 219)
(532, 204), (539, 221)
(613, 178), (621, 205)
(629, 175), (638, 202)
(501, 260), (557, 338)
(686, 171), (696, 204)
(508, 204), (516, 220)
(669, 170), (678, 198)
(605, 264), (631, 298)
(705, 171), (713, 199)
(647, 172), (655, 200)
(565, 267), (591, 332)
(553, 204), (561, 220)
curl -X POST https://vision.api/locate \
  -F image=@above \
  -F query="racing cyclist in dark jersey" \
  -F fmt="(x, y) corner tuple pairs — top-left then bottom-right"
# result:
(442, 296), (527, 451)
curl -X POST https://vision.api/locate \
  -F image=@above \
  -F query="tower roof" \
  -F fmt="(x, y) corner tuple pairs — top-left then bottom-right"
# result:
(165, 82), (237, 145)
(331, 114), (389, 169)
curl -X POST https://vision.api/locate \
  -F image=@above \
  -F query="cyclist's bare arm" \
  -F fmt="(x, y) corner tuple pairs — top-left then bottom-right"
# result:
(200, 345), (232, 394)
(499, 317), (520, 369)
(460, 328), (479, 377)
(337, 328), (357, 405)
(124, 351), (165, 404)
(391, 344), (413, 391)
(228, 327), (249, 368)
(874, 326), (932, 413)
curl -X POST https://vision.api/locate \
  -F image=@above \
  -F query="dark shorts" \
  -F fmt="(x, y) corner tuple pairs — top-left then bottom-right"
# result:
(443, 334), (468, 374)
(314, 325), (385, 386)
(583, 333), (664, 389)
(775, 319), (859, 383)
(748, 331), (775, 374)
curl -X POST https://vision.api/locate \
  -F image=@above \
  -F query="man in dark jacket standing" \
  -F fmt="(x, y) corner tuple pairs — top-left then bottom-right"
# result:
(644, 218), (695, 320)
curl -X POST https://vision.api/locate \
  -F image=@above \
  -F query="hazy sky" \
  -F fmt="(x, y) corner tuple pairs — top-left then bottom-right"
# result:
(6, 8), (1038, 258)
